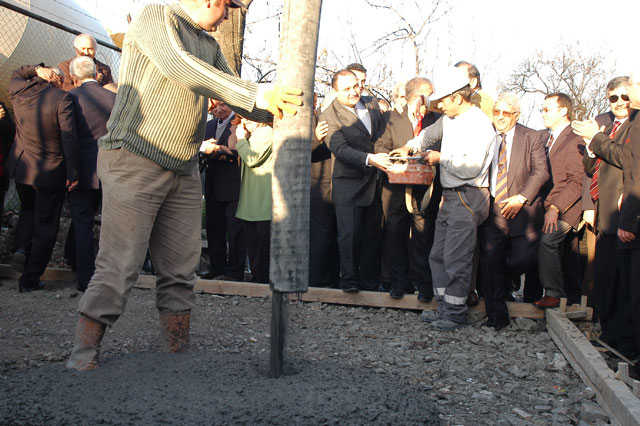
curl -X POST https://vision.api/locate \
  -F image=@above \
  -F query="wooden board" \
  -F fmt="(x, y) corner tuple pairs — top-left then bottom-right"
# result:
(546, 309), (640, 426)
(0, 265), (592, 319)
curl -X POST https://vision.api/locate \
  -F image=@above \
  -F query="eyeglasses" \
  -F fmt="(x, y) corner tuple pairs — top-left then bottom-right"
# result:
(540, 107), (559, 114)
(609, 94), (630, 103)
(493, 109), (517, 118)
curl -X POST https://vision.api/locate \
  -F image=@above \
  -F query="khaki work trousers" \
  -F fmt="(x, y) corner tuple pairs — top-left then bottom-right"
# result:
(79, 148), (201, 325)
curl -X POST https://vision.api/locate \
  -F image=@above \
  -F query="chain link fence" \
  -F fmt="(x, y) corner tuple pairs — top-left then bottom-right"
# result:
(1, 2), (121, 210)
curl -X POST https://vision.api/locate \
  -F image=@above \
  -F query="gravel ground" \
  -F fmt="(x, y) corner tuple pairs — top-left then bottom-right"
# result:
(0, 277), (613, 426)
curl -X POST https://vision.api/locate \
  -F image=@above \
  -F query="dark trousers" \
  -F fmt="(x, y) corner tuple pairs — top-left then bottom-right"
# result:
(15, 184), (65, 289)
(68, 188), (101, 289)
(381, 184), (429, 292)
(309, 194), (339, 288)
(243, 220), (270, 284)
(595, 233), (634, 354)
(335, 195), (383, 291)
(621, 248), (640, 355)
(562, 229), (583, 304)
(480, 220), (541, 322)
(205, 195), (246, 280)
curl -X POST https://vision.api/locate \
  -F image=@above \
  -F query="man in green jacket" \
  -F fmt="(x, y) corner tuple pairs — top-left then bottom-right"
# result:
(66, 0), (301, 371)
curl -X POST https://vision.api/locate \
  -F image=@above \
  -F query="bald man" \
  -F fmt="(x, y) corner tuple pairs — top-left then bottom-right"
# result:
(58, 33), (114, 92)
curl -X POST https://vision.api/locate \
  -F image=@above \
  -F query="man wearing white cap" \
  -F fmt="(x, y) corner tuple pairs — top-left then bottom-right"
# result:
(392, 67), (495, 330)
(66, 0), (302, 371)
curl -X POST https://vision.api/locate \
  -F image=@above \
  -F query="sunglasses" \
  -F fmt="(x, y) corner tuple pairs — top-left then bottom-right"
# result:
(493, 109), (517, 118)
(609, 94), (630, 103)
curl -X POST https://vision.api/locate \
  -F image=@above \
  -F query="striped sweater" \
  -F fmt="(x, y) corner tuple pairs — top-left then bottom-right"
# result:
(99, 3), (271, 174)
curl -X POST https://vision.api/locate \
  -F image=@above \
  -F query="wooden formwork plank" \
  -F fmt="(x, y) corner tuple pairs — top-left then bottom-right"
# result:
(0, 265), (593, 319)
(546, 309), (640, 426)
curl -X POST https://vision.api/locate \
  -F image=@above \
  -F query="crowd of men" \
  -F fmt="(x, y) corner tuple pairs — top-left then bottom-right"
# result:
(1, 0), (638, 377)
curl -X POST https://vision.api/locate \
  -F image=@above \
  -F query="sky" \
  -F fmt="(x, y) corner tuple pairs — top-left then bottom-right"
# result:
(80, 0), (640, 126)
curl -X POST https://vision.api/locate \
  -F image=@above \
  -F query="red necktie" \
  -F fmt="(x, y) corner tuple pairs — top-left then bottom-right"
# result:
(590, 120), (621, 201)
(545, 133), (554, 155)
(413, 115), (423, 137)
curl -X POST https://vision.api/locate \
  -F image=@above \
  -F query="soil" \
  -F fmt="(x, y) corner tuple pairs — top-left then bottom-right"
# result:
(0, 278), (613, 426)
(0, 210), (615, 425)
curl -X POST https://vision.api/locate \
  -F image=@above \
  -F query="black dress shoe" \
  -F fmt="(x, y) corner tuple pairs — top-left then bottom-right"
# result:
(417, 285), (434, 302)
(19, 282), (45, 293)
(341, 284), (359, 293)
(389, 287), (404, 299)
(493, 318), (510, 331)
(504, 291), (517, 302)
(481, 318), (496, 328)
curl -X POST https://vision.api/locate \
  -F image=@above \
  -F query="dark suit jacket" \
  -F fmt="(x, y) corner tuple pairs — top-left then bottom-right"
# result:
(69, 81), (116, 189)
(487, 124), (549, 236)
(539, 126), (585, 228)
(619, 110), (640, 246)
(311, 109), (333, 203)
(320, 96), (384, 207)
(8, 65), (78, 189)
(58, 57), (114, 92)
(203, 117), (241, 202)
(583, 111), (635, 234)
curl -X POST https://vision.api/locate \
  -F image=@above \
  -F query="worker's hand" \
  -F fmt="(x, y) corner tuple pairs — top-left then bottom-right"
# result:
(66, 180), (79, 192)
(257, 84), (303, 119)
(389, 145), (411, 158)
(36, 66), (62, 87)
(315, 120), (329, 141)
(421, 150), (440, 165)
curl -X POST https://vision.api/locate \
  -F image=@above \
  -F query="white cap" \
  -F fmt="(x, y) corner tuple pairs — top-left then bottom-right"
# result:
(430, 67), (471, 101)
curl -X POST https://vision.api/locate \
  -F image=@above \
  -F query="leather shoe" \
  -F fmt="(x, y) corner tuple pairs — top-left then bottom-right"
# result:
(19, 281), (45, 293)
(466, 290), (479, 306)
(341, 283), (359, 293)
(200, 271), (222, 280)
(214, 274), (242, 282)
(389, 287), (404, 299)
(481, 318), (496, 328)
(493, 317), (510, 331)
(533, 295), (560, 309)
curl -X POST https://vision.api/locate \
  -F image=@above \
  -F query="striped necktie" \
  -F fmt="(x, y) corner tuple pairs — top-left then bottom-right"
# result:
(589, 120), (621, 201)
(494, 133), (508, 205)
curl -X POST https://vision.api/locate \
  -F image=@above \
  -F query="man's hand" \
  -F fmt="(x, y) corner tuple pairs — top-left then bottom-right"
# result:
(36, 67), (62, 87)
(421, 150), (440, 165)
(499, 195), (525, 219)
(258, 85), (303, 119)
(315, 120), (329, 141)
(66, 180), (79, 192)
(571, 118), (605, 143)
(618, 228), (636, 243)
(390, 145), (411, 158)
(542, 205), (559, 233)
(368, 153), (391, 172)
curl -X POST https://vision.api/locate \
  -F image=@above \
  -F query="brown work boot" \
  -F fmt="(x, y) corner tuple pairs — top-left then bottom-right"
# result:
(159, 312), (191, 353)
(66, 314), (107, 371)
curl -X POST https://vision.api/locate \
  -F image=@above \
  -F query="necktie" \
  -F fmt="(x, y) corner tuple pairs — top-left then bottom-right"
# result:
(413, 114), (423, 137)
(494, 133), (508, 205)
(545, 133), (554, 155)
(405, 114), (425, 213)
(590, 120), (621, 201)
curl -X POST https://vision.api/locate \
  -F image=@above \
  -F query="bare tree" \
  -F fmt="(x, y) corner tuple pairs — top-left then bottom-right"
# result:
(501, 43), (617, 121)
(212, 2), (253, 75)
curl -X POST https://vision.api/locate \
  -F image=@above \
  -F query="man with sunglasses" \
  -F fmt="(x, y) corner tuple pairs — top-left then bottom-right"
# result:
(478, 92), (549, 330)
(572, 76), (635, 358)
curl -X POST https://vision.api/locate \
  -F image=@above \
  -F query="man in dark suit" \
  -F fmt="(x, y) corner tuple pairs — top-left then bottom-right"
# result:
(309, 94), (339, 288)
(535, 93), (585, 309)
(8, 64), (78, 292)
(67, 56), (116, 292)
(201, 99), (246, 281)
(374, 77), (439, 301)
(58, 34), (114, 92)
(479, 92), (549, 329)
(320, 69), (390, 293)
(573, 76), (636, 357)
